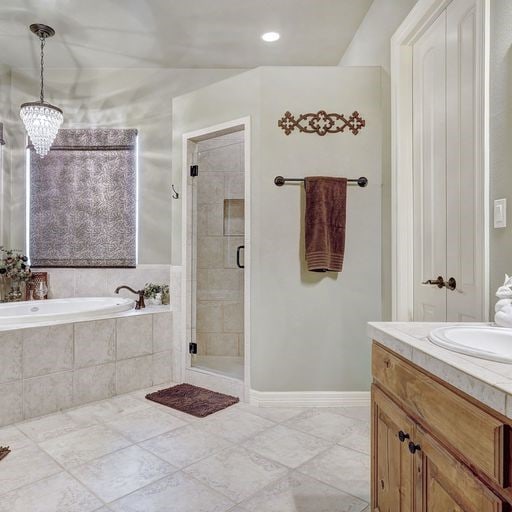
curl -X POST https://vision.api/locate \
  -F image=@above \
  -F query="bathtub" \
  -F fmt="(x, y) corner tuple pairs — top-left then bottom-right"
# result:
(0, 296), (134, 325)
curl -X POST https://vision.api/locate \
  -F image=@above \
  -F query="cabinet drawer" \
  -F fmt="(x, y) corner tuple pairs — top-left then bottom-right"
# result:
(372, 342), (507, 487)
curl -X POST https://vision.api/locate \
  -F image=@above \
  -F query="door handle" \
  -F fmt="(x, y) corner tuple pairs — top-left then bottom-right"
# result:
(445, 277), (456, 291)
(422, 276), (456, 290)
(236, 245), (244, 269)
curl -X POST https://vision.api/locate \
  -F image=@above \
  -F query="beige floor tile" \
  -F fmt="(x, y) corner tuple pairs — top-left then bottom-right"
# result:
(109, 471), (234, 512)
(0, 425), (34, 450)
(140, 424), (232, 468)
(198, 408), (274, 443)
(105, 407), (187, 442)
(298, 445), (370, 502)
(285, 409), (370, 453)
(243, 425), (332, 468)
(129, 383), (178, 401)
(0, 400), (370, 512)
(184, 446), (288, 503)
(39, 424), (131, 469)
(17, 412), (93, 443)
(240, 472), (368, 512)
(0, 472), (102, 512)
(0, 444), (61, 495)
(66, 395), (150, 424)
(332, 406), (371, 423)
(235, 404), (306, 423)
(70, 445), (176, 503)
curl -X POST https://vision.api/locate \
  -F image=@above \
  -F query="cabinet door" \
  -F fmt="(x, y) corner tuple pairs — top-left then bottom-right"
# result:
(372, 385), (415, 512)
(414, 426), (506, 512)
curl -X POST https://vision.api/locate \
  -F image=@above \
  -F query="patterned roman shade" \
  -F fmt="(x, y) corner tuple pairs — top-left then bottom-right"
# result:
(29, 128), (137, 267)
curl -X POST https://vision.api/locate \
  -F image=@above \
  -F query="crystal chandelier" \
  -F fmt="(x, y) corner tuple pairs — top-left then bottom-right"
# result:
(20, 24), (63, 158)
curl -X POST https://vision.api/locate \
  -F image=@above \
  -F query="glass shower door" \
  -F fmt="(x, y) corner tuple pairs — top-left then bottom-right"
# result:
(191, 130), (245, 380)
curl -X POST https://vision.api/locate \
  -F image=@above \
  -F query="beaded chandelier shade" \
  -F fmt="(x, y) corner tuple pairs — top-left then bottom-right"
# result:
(19, 24), (63, 158)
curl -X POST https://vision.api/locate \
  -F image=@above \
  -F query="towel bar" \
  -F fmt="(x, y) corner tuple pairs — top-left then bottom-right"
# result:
(274, 176), (368, 187)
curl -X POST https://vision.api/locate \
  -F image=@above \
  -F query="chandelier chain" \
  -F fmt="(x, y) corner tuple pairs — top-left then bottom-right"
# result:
(40, 36), (45, 103)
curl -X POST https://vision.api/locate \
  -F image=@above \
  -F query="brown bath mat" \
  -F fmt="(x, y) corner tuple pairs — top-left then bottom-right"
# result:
(145, 383), (239, 417)
(0, 446), (10, 462)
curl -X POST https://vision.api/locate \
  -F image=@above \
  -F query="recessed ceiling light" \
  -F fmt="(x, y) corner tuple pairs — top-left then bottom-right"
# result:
(261, 32), (280, 42)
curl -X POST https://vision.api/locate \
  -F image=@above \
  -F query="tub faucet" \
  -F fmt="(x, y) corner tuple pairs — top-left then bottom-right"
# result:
(115, 285), (145, 309)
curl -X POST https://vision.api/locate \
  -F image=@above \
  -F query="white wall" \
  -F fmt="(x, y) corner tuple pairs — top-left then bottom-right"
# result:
(173, 67), (383, 392)
(339, 0), (418, 321)
(489, 0), (512, 312)
(7, 67), (243, 263)
(339, 0), (419, 72)
(0, 63), (12, 246)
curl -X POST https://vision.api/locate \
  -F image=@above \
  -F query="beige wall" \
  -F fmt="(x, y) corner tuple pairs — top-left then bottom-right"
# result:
(338, 0), (419, 321)
(489, 0), (512, 314)
(340, 0), (512, 317)
(6, 67), (243, 263)
(173, 67), (383, 392)
(0, 63), (13, 246)
(339, 0), (419, 72)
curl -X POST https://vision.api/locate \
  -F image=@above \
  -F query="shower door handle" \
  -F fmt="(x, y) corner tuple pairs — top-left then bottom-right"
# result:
(236, 246), (245, 269)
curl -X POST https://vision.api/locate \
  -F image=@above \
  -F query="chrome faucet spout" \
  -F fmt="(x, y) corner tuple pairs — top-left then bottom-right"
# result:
(115, 285), (145, 309)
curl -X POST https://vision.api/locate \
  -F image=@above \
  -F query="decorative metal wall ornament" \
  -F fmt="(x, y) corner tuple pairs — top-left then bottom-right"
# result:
(278, 110), (366, 136)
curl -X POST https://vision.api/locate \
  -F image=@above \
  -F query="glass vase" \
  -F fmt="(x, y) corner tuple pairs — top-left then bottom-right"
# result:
(7, 280), (23, 302)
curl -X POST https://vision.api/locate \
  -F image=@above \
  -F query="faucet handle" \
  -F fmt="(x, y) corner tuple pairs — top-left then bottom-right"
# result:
(138, 291), (145, 309)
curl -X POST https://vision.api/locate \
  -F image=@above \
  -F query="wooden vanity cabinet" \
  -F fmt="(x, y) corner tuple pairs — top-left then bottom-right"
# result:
(372, 342), (509, 512)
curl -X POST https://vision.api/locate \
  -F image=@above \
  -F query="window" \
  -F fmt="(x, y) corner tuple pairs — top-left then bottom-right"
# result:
(28, 128), (137, 267)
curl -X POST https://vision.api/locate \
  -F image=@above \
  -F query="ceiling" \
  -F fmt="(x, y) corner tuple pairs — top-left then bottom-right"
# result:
(0, 0), (373, 69)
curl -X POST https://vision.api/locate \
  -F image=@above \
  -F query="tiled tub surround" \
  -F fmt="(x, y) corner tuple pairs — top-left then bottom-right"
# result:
(0, 308), (174, 427)
(368, 322), (512, 419)
(35, 265), (177, 303)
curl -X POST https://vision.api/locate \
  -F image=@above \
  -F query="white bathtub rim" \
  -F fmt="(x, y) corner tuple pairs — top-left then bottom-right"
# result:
(0, 297), (134, 325)
(0, 300), (171, 331)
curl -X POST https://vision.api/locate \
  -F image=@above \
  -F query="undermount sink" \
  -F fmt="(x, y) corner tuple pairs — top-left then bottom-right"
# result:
(429, 325), (512, 363)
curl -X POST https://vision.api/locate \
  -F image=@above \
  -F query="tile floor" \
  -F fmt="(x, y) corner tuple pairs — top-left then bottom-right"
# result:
(0, 383), (370, 512)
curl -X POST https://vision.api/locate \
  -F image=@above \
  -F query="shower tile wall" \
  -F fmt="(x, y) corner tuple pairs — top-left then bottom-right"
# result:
(195, 131), (244, 357)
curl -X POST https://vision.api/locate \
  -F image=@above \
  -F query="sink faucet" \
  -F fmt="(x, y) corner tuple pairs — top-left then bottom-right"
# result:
(115, 285), (145, 310)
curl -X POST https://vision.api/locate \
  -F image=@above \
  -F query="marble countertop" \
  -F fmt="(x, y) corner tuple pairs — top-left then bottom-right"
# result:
(368, 322), (512, 420)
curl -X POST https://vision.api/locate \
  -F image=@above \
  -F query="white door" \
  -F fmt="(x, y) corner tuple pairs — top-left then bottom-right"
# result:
(413, 0), (484, 322)
(445, 0), (484, 321)
(413, 11), (447, 321)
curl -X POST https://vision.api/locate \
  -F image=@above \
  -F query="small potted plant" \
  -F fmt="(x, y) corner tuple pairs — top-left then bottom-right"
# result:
(144, 283), (163, 305)
(0, 247), (31, 302)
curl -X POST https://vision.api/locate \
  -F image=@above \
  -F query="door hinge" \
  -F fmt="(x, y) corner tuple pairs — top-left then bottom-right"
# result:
(190, 165), (198, 177)
(189, 342), (198, 354)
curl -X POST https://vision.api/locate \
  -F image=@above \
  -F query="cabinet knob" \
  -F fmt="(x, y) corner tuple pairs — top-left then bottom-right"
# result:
(408, 441), (421, 454)
(398, 431), (410, 443)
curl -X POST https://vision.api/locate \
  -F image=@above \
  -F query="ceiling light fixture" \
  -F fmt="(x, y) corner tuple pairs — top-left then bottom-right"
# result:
(20, 24), (63, 158)
(261, 31), (280, 42)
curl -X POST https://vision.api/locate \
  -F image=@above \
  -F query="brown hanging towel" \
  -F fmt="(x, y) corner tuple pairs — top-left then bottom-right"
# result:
(304, 176), (347, 272)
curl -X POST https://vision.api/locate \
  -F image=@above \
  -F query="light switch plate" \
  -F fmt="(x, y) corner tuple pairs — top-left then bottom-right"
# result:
(494, 199), (507, 228)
